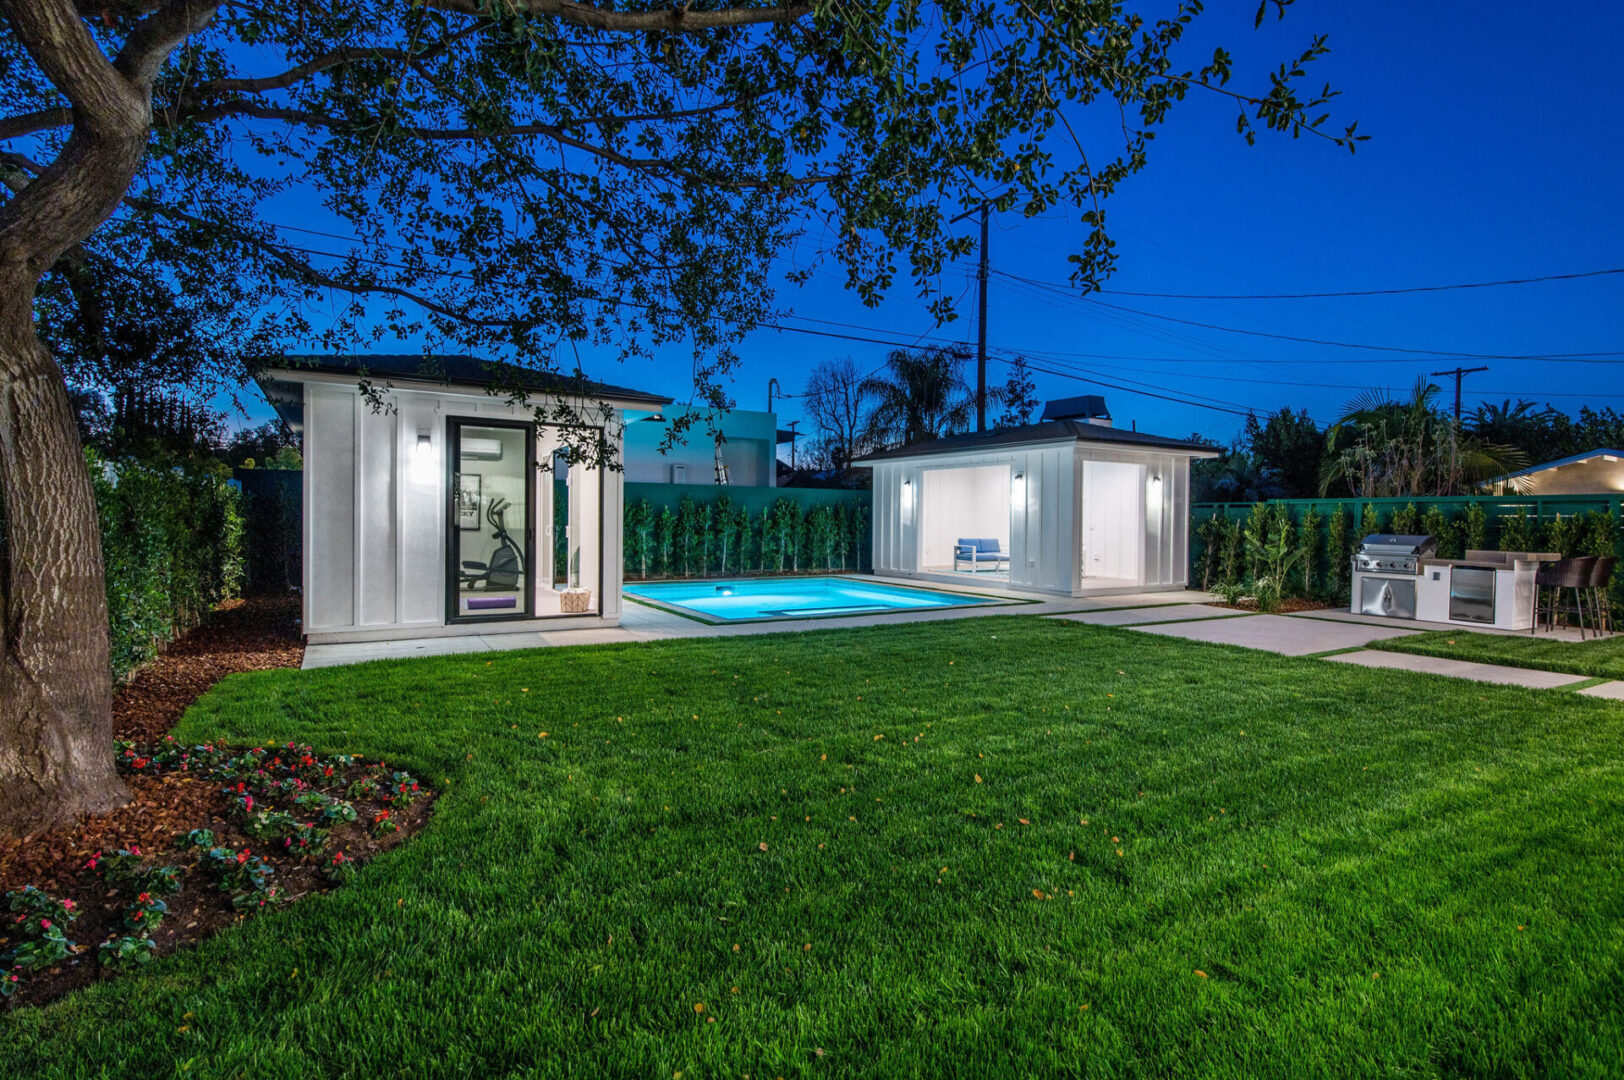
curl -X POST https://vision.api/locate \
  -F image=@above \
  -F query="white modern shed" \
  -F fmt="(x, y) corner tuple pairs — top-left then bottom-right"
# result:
(258, 355), (670, 644)
(855, 418), (1219, 597)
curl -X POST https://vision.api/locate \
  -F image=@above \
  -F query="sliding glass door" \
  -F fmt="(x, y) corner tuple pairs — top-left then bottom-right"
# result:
(446, 419), (536, 622)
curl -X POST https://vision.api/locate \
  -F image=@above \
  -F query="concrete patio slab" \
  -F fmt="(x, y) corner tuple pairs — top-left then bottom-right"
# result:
(1576, 680), (1624, 700)
(1324, 649), (1591, 688)
(302, 634), (494, 669)
(1287, 609), (1588, 641)
(1082, 589), (1216, 609)
(1130, 613), (1419, 655)
(1053, 604), (1240, 627)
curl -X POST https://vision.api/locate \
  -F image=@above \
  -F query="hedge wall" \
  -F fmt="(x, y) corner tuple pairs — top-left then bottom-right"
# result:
(1191, 495), (1622, 607)
(90, 451), (244, 681)
(624, 488), (870, 579)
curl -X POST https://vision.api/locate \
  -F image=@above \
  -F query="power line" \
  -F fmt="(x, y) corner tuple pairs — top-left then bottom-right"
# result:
(1079, 293), (1624, 362)
(1089, 266), (1624, 300)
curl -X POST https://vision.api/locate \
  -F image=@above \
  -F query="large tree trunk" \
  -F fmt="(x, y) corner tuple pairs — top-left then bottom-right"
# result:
(0, 0), (218, 837)
(0, 285), (127, 834)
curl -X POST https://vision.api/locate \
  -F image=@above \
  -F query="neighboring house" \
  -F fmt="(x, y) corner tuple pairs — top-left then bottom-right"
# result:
(622, 404), (784, 486)
(854, 403), (1219, 596)
(1489, 449), (1624, 496)
(257, 354), (669, 644)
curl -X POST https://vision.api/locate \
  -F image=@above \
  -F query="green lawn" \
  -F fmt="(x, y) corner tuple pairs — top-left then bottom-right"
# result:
(1372, 628), (1624, 680)
(5, 617), (1624, 1078)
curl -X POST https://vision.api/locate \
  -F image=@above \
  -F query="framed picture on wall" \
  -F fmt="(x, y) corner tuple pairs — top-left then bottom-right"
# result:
(455, 472), (482, 530)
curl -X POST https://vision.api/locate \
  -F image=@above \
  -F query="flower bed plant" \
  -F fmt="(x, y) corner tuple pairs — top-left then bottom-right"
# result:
(0, 737), (431, 1009)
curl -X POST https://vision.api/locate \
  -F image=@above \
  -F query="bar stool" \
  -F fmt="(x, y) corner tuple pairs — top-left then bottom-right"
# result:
(1588, 555), (1616, 636)
(1535, 556), (1597, 637)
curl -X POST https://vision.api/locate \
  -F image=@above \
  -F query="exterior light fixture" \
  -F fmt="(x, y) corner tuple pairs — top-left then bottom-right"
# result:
(410, 429), (434, 482)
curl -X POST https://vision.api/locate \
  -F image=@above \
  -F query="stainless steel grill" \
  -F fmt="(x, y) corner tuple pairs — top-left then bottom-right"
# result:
(1353, 533), (1438, 575)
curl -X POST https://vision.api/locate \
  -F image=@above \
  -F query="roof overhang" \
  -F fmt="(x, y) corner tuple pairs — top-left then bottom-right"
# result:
(256, 364), (674, 435)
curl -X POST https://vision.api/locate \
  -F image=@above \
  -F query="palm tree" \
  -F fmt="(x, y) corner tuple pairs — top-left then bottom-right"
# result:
(859, 346), (980, 448)
(1319, 378), (1526, 496)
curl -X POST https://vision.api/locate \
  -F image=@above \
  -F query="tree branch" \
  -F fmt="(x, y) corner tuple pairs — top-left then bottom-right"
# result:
(112, 0), (220, 87)
(0, 0), (145, 135)
(422, 0), (813, 33)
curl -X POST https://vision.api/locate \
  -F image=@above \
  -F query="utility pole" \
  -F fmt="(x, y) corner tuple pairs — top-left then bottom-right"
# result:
(1429, 365), (1489, 426)
(949, 197), (999, 431)
(785, 420), (800, 471)
(1431, 364), (1487, 491)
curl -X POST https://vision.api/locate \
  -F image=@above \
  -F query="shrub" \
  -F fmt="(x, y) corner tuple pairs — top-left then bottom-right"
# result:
(89, 450), (244, 682)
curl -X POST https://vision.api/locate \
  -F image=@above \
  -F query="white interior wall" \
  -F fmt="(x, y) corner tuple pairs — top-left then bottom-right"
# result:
(919, 464), (1010, 566)
(1081, 460), (1144, 582)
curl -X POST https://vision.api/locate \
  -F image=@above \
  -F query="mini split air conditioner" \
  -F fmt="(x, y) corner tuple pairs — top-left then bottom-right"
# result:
(460, 436), (504, 461)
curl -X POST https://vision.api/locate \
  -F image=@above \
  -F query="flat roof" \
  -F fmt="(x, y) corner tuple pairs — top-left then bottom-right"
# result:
(257, 354), (672, 433)
(852, 419), (1219, 464)
(260, 353), (670, 404)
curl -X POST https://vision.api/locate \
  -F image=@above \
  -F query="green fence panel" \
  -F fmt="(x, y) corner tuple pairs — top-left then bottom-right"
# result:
(624, 484), (871, 580)
(1190, 494), (1624, 605)
(234, 468), (303, 595)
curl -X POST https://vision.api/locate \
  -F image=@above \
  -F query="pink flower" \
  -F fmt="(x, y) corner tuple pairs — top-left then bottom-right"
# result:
(62, 900), (75, 911)
(39, 919), (50, 929)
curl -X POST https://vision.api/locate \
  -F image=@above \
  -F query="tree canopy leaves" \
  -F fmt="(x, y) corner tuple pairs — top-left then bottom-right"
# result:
(2, 0), (1361, 463)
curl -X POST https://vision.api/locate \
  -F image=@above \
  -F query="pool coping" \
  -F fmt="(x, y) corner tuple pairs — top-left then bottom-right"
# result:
(621, 575), (1037, 626)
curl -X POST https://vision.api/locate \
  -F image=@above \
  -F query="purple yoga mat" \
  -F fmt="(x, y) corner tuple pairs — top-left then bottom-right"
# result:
(466, 597), (517, 611)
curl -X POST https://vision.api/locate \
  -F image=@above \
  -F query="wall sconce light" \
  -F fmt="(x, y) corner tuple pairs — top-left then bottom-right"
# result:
(1012, 471), (1026, 500)
(410, 429), (434, 482)
(1150, 473), (1163, 485)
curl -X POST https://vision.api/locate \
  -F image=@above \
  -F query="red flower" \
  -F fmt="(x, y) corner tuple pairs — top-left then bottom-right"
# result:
(137, 892), (150, 903)
(236, 850), (249, 863)
(39, 919), (50, 929)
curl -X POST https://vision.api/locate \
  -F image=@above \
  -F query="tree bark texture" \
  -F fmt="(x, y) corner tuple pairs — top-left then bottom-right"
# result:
(0, 0), (218, 836)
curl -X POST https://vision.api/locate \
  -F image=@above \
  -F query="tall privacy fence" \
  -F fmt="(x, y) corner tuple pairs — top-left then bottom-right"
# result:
(93, 452), (244, 681)
(234, 468), (302, 595)
(1191, 495), (1623, 608)
(623, 483), (870, 579)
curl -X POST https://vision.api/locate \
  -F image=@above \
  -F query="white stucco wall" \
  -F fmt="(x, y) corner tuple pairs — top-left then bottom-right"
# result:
(292, 373), (628, 642)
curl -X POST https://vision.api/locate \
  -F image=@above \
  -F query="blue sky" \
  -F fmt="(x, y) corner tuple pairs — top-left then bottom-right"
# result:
(239, 1), (1624, 452)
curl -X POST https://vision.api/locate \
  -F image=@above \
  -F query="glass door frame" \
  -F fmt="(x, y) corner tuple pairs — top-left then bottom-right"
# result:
(445, 416), (538, 624)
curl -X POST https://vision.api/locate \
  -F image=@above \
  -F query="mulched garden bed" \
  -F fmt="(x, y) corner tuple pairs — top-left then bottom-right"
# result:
(0, 596), (434, 1009)
(1217, 597), (1334, 614)
(114, 595), (304, 743)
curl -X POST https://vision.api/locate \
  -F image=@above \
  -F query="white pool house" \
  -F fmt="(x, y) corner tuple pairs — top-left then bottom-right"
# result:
(258, 355), (670, 644)
(855, 407), (1219, 597)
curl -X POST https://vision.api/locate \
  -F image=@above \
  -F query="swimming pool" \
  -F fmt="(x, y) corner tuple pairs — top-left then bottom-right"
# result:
(623, 576), (1000, 622)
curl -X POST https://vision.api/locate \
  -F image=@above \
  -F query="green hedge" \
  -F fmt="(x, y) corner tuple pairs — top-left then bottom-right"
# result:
(625, 492), (870, 579)
(1192, 496), (1621, 608)
(91, 450), (244, 681)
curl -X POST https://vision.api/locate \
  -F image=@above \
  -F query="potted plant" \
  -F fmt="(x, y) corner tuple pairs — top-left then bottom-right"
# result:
(561, 548), (592, 613)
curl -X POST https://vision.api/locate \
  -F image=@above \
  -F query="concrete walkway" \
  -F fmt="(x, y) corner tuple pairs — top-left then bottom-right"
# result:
(1052, 603), (1243, 627)
(1323, 648), (1592, 689)
(1128, 612), (1419, 656)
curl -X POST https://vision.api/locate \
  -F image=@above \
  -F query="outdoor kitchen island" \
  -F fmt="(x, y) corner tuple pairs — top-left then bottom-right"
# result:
(1352, 534), (1556, 631)
(1414, 551), (1554, 631)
